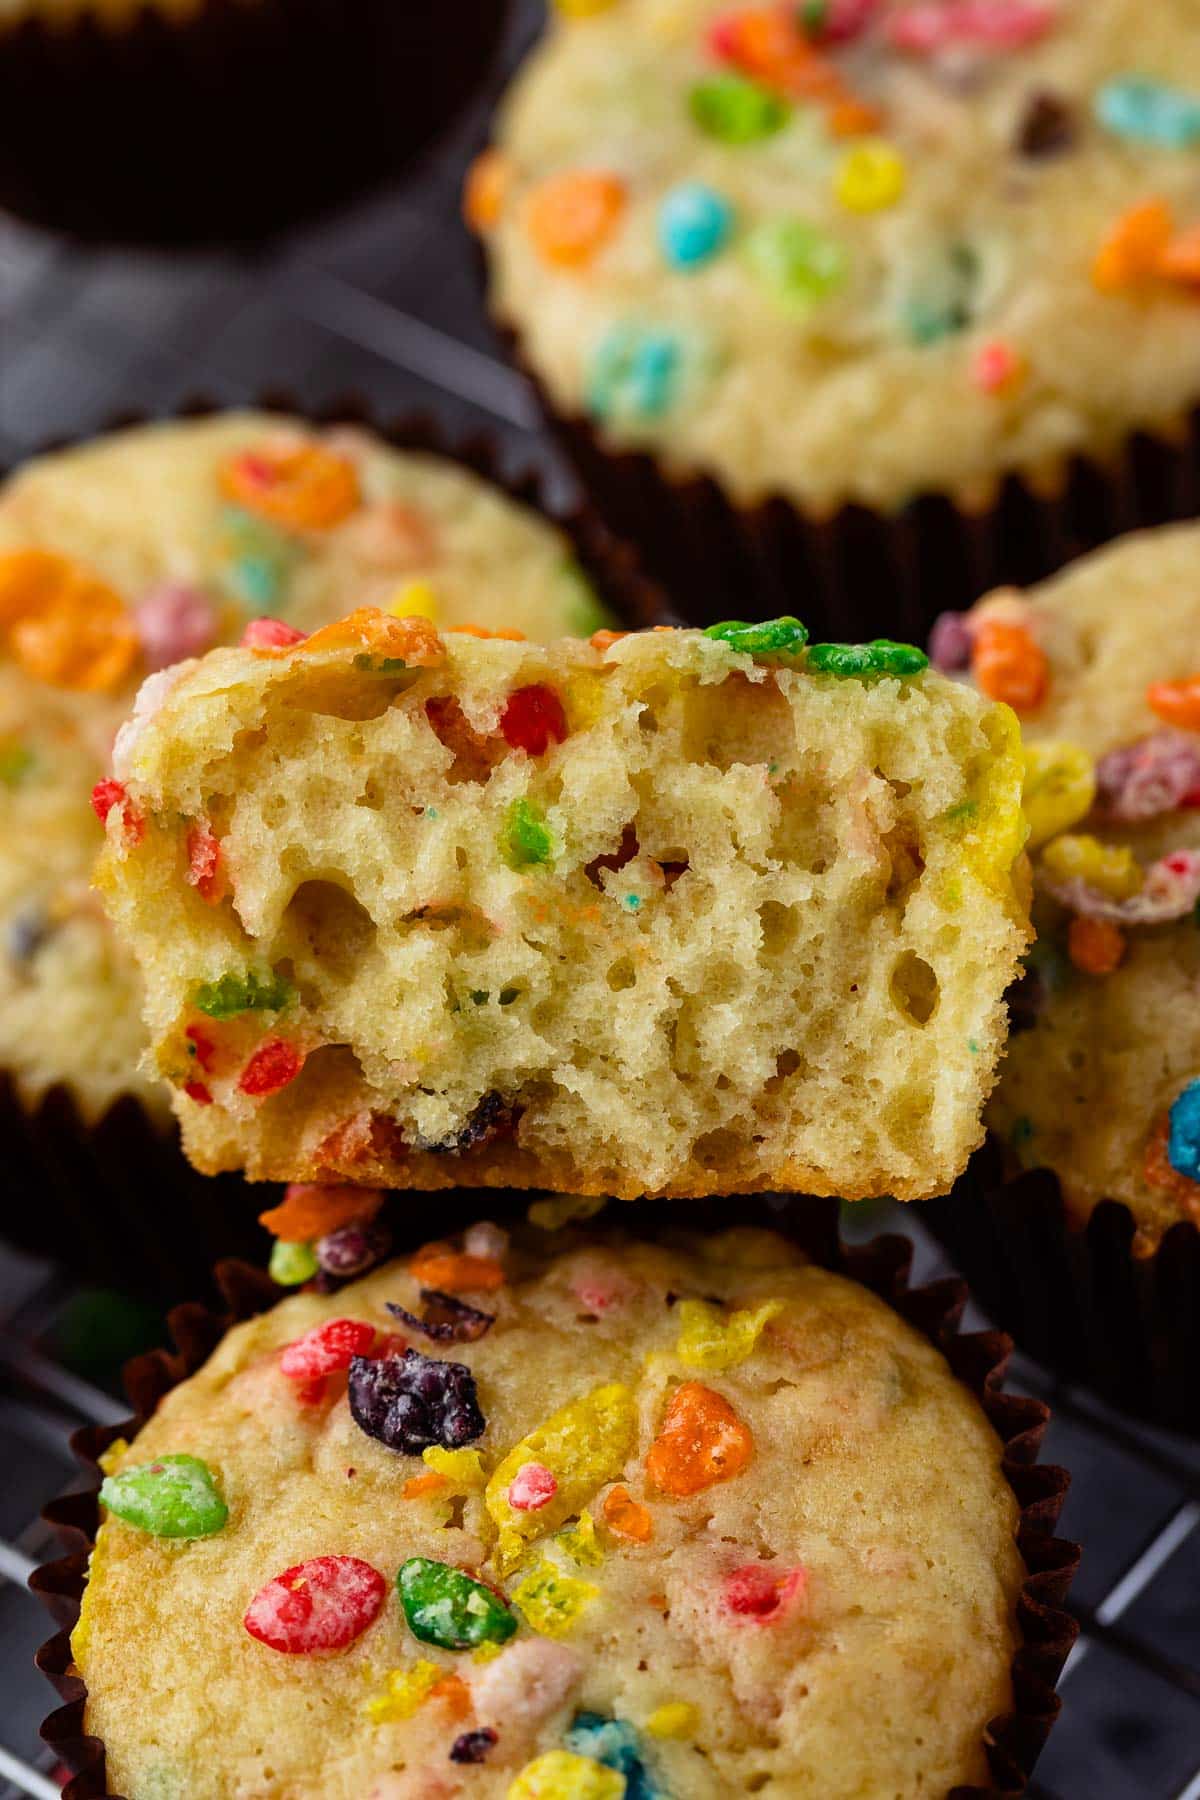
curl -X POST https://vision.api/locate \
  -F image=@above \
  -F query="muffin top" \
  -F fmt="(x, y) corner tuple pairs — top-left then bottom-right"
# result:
(943, 522), (1200, 1243)
(0, 412), (613, 1122)
(480, 0), (1200, 515)
(76, 1224), (1023, 1800)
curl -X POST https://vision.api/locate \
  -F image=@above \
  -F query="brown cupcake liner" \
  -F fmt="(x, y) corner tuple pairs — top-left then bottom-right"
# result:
(499, 323), (1200, 643)
(31, 1208), (1081, 1799)
(0, 0), (510, 245)
(0, 394), (669, 1296)
(923, 1135), (1200, 1438)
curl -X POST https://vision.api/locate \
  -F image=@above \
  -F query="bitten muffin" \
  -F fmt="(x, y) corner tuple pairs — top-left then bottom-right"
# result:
(73, 1225), (1025, 1799)
(95, 613), (1030, 1200)
(0, 413), (616, 1132)
(934, 522), (1200, 1249)
(475, 0), (1200, 629)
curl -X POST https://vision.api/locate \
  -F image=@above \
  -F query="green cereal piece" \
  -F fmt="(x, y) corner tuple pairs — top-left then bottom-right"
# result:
(807, 639), (929, 679)
(100, 1454), (228, 1539)
(0, 742), (34, 786)
(269, 1239), (319, 1286)
(193, 969), (293, 1020)
(353, 654), (409, 675)
(704, 616), (809, 658)
(397, 1556), (518, 1651)
(689, 73), (789, 144)
(745, 219), (848, 304)
(503, 798), (557, 870)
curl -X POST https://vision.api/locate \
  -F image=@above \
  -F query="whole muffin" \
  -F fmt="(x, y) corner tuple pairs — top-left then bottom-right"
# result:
(476, 0), (1200, 635)
(0, 0), (508, 242)
(68, 1225), (1035, 1799)
(0, 411), (625, 1278)
(925, 521), (1200, 1426)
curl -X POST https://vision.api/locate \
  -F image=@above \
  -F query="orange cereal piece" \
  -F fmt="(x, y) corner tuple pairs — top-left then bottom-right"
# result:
(1092, 198), (1174, 293)
(970, 618), (1048, 713)
(526, 170), (626, 269)
(402, 1471), (448, 1500)
(429, 1672), (471, 1720)
(258, 1183), (384, 1241)
(1143, 1114), (1200, 1217)
(1067, 915), (1126, 976)
(0, 549), (138, 692)
(218, 441), (361, 532)
(828, 94), (884, 136)
(446, 623), (528, 641)
(602, 1484), (653, 1544)
(644, 1381), (754, 1497)
(409, 1247), (506, 1294)
(1159, 224), (1200, 286)
(464, 148), (511, 234)
(1147, 675), (1200, 733)
(590, 629), (628, 652)
(303, 606), (445, 667)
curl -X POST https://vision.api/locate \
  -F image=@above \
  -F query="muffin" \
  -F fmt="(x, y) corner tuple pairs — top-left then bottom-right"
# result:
(95, 612), (1030, 1200)
(0, 408), (638, 1283)
(0, 0), (508, 242)
(923, 522), (1200, 1429)
(36, 1222), (1078, 1798)
(475, 0), (1200, 639)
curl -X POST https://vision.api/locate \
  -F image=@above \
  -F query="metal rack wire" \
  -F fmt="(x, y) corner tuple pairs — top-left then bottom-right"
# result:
(1, 7), (1199, 1791)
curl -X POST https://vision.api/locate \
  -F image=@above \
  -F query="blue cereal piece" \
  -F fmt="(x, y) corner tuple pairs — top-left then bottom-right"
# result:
(566, 1713), (665, 1800)
(1167, 1079), (1200, 1181)
(1095, 77), (1200, 149)
(659, 183), (734, 270)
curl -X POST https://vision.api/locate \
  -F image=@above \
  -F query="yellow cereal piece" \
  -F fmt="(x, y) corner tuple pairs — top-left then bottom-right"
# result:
(644, 1702), (699, 1740)
(364, 1659), (441, 1723)
(675, 1297), (783, 1371)
(98, 1437), (130, 1476)
(486, 1383), (636, 1565)
(387, 579), (439, 621)
(834, 141), (906, 213)
(511, 1557), (599, 1637)
(558, 1508), (605, 1567)
(1022, 742), (1096, 851)
(508, 1751), (626, 1800)
(552, 0), (619, 14)
(422, 1445), (488, 1489)
(528, 1193), (607, 1230)
(1041, 833), (1143, 899)
(473, 1639), (506, 1664)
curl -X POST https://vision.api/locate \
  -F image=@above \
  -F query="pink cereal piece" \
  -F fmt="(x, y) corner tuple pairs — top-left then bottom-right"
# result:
(464, 1221), (510, 1261)
(568, 1253), (640, 1315)
(1095, 731), (1200, 823)
(134, 582), (220, 670)
(1044, 848), (1200, 926)
(971, 339), (1024, 394)
(279, 1317), (377, 1381)
(889, 0), (1056, 52)
(241, 617), (307, 650)
(469, 1639), (583, 1739)
(243, 1554), (386, 1654)
(723, 1562), (808, 1623)
(507, 1462), (558, 1513)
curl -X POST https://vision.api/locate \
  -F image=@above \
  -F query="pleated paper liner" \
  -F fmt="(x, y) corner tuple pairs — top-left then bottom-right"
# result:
(0, 395), (670, 1299)
(33, 1201), (1081, 1800)
(923, 1135), (1200, 1439)
(499, 324), (1200, 644)
(0, 0), (510, 245)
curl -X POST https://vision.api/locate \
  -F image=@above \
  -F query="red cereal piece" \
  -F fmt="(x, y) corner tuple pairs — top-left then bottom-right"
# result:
(723, 1562), (807, 1622)
(238, 1039), (305, 1098)
(500, 684), (568, 756)
(183, 1080), (214, 1106)
(279, 1318), (377, 1381)
(185, 1022), (217, 1072)
(186, 821), (226, 905)
(90, 779), (145, 848)
(240, 617), (307, 651)
(243, 1554), (386, 1654)
(507, 1462), (559, 1512)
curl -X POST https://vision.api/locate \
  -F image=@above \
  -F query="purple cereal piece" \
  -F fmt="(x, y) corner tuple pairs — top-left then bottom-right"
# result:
(928, 611), (973, 672)
(449, 1728), (499, 1765)
(348, 1348), (484, 1455)
(316, 1218), (393, 1281)
(1095, 731), (1200, 823)
(386, 1289), (494, 1344)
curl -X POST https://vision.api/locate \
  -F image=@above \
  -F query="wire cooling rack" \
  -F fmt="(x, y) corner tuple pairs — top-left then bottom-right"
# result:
(2, 6), (1200, 1792)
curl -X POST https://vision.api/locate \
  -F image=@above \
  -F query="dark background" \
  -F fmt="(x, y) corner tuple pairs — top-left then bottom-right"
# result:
(1, 6), (1199, 1795)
